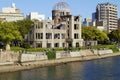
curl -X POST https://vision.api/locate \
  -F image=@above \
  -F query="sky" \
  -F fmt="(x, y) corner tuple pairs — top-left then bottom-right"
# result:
(0, 0), (120, 20)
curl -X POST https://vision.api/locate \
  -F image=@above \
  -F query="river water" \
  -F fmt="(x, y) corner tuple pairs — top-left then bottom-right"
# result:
(0, 56), (120, 80)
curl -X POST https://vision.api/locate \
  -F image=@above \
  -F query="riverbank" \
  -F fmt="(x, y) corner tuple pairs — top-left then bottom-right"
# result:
(0, 52), (120, 73)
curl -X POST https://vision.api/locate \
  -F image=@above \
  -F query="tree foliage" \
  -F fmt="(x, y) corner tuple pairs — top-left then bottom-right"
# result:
(0, 19), (33, 46)
(0, 22), (22, 44)
(14, 19), (33, 38)
(109, 29), (120, 42)
(82, 26), (109, 41)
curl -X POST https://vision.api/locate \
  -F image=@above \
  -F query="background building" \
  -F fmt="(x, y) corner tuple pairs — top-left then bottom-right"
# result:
(28, 12), (45, 21)
(92, 12), (97, 21)
(82, 18), (93, 26)
(96, 20), (107, 31)
(96, 2), (118, 32)
(0, 3), (24, 21)
(27, 2), (83, 48)
(118, 18), (120, 28)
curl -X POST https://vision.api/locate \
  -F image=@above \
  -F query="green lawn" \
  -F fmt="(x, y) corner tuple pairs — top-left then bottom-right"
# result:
(11, 44), (119, 53)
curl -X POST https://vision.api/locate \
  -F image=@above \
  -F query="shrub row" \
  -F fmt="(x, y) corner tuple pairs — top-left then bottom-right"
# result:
(11, 44), (119, 53)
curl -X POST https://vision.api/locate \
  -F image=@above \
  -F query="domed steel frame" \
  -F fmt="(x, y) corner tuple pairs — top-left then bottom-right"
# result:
(53, 2), (70, 10)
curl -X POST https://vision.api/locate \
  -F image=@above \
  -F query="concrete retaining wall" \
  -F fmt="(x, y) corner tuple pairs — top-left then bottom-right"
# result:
(79, 50), (94, 56)
(0, 49), (114, 64)
(0, 51), (19, 63)
(98, 49), (113, 55)
(21, 53), (47, 62)
(35, 54), (47, 61)
(21, 54), (36, 62)
(56, 51), (70, 59)
(56, 52), (61, 59)
(70, 51), (81, 57)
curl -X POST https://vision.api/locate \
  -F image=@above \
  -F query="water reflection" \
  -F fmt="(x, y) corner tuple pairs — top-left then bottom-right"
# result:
(0, 56), (120, 80)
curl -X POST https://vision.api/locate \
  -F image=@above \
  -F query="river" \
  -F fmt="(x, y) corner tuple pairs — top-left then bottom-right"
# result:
(0, 56), (120, 80)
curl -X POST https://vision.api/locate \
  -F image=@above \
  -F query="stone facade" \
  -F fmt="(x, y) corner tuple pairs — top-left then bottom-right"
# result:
(27, 2), (83, 48)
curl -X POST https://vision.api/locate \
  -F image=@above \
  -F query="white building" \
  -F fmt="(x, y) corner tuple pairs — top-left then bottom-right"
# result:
(0, 3), (24, 21)
(96, 3), (118, 32)
(27, 2), (83, 48)
(28, 12), (45, 21)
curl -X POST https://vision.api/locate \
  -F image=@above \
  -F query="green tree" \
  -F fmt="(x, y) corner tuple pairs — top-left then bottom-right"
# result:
(14, 19), (33, 38)
(109, 29), (120, 43)
(82, 26), (109, 41)
(0, 22), (22, 50)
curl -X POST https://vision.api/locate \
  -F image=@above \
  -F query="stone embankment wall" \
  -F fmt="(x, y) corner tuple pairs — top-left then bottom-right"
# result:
(0, 49), (119, 73)
(0, 49), (114, 65)
(0, 51), (19, 63)
(21, 53), (47, 62)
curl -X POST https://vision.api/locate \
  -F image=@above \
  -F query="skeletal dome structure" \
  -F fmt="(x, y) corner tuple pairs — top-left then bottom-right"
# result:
(52, 2), (71, 19)
(53, 2), (70, 10)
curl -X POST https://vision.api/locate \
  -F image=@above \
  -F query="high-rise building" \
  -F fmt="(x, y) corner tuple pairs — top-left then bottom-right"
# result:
(0, 3), (24, 21)
(96, 2), (118, 32)
(118, 18), (120, 28)
(92, 12), (97, 21)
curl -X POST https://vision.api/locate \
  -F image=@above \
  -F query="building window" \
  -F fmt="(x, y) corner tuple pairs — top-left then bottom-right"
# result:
(46, 33), (52, 39)
(54, 43), (59, 47)
(35, 22), (42, 29)
(47, 43), (51, 48)
(37, 43), (42, 48)
(38, 33), (43, 39)
(40, 22), (43, 28)
(36, 33), (38, 39)
(74, 24), (79, 30)
(74, 33), (79, 39)
(30, 41), (33, 45)
(61, 34), (65, 39)
(35, 23), (38, 28)
(75, 17), (79, 21)
(66, 12), (70, 15)
(68, 25), (69, 28)
(62, 43), (65, 47)
(54, 33), (60, 39)
(76, 42), (79, 47)
(36, 23), (40, 29)
(36, 33), (43, 39)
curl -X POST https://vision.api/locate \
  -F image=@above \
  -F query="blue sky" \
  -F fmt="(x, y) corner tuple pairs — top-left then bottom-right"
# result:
(0, 0), (120, 19)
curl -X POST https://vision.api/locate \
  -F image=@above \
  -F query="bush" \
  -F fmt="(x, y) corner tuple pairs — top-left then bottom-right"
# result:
(90, 45), (119, 52)
(70, 47), (80, 51)
(54, 48), (64, 51)
(46, 49), (56, 60)
(21, 42), (30, 49)
(11, 46), (24, 51)
(27, 48), (51, 52)
(109, 46), (119, 52)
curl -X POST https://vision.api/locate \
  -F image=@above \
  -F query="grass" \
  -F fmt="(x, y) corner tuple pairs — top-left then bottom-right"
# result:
(90, 45), (119, 52)
(10, 44), (119, 53)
